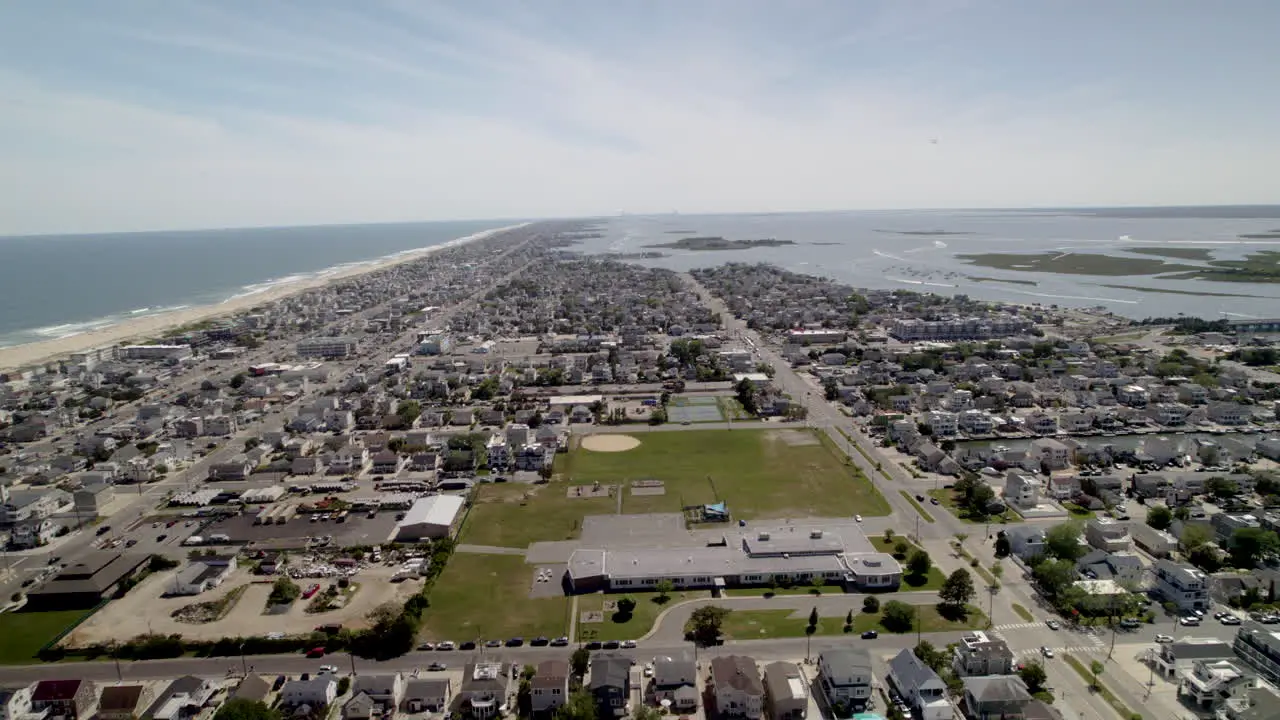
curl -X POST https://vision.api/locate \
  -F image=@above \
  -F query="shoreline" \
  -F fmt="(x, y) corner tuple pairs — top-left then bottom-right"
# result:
(0, 223), (529, 372)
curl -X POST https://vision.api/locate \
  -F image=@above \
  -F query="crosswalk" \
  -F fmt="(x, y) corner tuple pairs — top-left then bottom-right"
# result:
(988, 622), (1107, 658)
(991, 622), (1043, 632)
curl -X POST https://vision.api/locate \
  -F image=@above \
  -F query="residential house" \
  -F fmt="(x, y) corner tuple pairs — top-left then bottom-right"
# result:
(530, 660), (569, 716)
(1130, 523), (1177, 558)
(710, 656), (764, 720)
(1154, 559), (1210, 611)
(1085, 517), (1132, 552)
(1003, 471), (1042, 508)
(763, 663), (807, 720)
(280, 677), (337, 709)
(650, 658), (697, 713)
(98, 686), (151, 720)
(460, 662), (509, 719)
(1153, 637), (1236, 680)
(1217, 679), (1280, 720)
(1235, 622), (1280, 684)
(143, 675), (216, 720)
(1004, 526), (1048, 561)
(816, 649), (872, 713)
(231, 675), (272, 703)
(960, 676), (1033, 720)
(1076, 550), (1144, 585)
(403, 679), (451, 714)
(924, 411), (958, 437)
(888, 649), (953, 720)
(952, 631), (1015, 677)
(1028, 438), (1071, 471)
(1026, 412), (1059, 435)
(31, 681), (97, 720)
(1179, 659), (1268, 714)
(1046, 474), (1081, 501)
(590, 655), (631, 719)
(1209, 402), (1250, 426)
(349, 673), (404, 715)
(0, 685), (36, 720)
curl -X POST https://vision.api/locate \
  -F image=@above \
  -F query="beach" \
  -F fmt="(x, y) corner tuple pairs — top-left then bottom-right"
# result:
(0, 224), (527, 372)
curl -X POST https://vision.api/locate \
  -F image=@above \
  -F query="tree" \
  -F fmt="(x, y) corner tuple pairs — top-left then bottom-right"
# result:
(267, 577), (300, 605)
(1146, 505), (1173, 531)
(994, 534), (1011, 558)
(883, 529), (895, 542)
(517, 674), (533, 718)
(1045, 522), (1086, 561)
(913, 641), (945, 672)
(809, 576), (825, 595)
(1181, 523), (1214, 551)
(808, 607), (819, 628)
(655, 579), (674, 602)
(882, 601), (916, 632)
(685, 605), (730, 646)
(1033, 558), (1078, 598)
(1019, 662), (1048, 693)
(570, 647), (590, 677)
(1089, 659), (1105, 690)
(863, 596), (880, 613)
(229, 373), (246, 389)
(907, 550), (932, 578)
(214, 699), (279, 720)
(615, 596), (637, 620)
(893, 540), (910, 558)
(845, 610), (854, 628)
(554, 689), (598, 720)
(632, 707), (663, 720)
(1207, 477), (1240, 500)
(1230, 527), (1280, 568)
(939, 569), (975, 610)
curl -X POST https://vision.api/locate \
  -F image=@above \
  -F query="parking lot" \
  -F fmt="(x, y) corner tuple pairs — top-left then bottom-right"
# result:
(203, 512), (400, 549)
(67, 564), (420, 645)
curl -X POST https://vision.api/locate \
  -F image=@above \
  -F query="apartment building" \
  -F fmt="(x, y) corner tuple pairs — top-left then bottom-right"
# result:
(297, 336), (359, 359)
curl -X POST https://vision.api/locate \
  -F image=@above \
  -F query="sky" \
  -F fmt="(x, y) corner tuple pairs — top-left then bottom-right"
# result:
(1, 1), (1279, 235)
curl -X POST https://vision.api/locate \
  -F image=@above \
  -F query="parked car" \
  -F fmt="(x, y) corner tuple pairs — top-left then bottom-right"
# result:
(1221, 615), (1242, 625)
(506, 638), (524, 647)
(603, 640), (620, 649)
(621, 640), (637, 649)
(485, 640), (502, 648)
(305, 647), (326, 658)
(436, 641), (456, 651)
(1180, 616), (1201, 626)
(531, 637), (549, 646)
(427, 662), (447, 672)
(861, 630), (878, 639)
(1155, 634), (1174, 643)
(549, 637), (569, 647)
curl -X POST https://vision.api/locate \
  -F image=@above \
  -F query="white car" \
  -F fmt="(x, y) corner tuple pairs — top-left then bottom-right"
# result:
(621, 640), (637, 649)
(319, 665), (339, 674)
(855, 515), (862, 522)
(1155, 634), (1174, 643)
(643, 663), (654, 677)
(1045, 619), (1060, 630)
(1180, 616), (1201, 626)
(1040, 646), (1054, 658)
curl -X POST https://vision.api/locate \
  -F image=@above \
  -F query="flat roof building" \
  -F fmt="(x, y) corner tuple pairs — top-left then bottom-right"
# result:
(297, 336), (359, 359)
(395, 495), (465, 541)
(25, 552), (150, 610)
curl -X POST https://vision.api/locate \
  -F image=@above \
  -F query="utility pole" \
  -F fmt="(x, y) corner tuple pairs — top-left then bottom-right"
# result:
(239, 642), (247, 677)
(349, 651), (357, 677)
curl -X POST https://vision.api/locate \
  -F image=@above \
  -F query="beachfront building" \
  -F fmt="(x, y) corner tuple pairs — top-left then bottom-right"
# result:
(297, 336), (359, 359)
(119, 345), (193, 362)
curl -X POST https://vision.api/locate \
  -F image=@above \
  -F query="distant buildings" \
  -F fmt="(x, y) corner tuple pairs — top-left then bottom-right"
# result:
(297, 336), (359, 359)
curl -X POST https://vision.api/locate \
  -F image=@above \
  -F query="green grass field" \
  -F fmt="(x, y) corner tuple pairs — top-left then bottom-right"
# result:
(720, 604), (988, 640)
(927, 489), (1021, 525)
(576, 590), (708, 641)
(420, 554), (569, 642)
(0, 609), (98, 664)
(460, 428), (888, 548)
(561, 428), (888, 519)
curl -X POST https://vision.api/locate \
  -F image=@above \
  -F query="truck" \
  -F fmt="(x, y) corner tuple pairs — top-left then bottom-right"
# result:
(254, 508), (273, 525)
(208, 533), (231, 543)
(275, 504), (297, 525)
(183, 536), (204, 546)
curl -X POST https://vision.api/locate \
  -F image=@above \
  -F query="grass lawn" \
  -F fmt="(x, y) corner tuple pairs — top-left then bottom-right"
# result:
(716, 396), (750, 420)
(927, 489), (1022, 525)
(560, 428), (890, 519)
(458, 481), (616, 548)
(1064, 503), (1095, 519)
(0, 609), (98, 664)
(727, 585), (837, 598)
(720, 604), (988, 640)
(420, 554), (569, 642)
(577, 591), (707, 641)
(1013, 603), (1035, 623)
(869, 537), (947, 591)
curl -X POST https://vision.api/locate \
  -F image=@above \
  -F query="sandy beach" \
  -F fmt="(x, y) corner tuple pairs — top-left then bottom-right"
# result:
(0, 224), (528, 372)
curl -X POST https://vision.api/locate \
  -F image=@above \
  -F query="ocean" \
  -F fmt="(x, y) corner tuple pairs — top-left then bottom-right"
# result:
(0, 220), (511, 348)
(571, 206), (1280, 320)
(4, 207), (1280, 349)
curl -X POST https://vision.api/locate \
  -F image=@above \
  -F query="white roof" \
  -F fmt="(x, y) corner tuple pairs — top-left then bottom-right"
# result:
(397, 495), (464, 529)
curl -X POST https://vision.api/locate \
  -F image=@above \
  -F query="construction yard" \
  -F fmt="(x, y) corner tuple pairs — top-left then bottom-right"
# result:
(65, 564), (420, 645)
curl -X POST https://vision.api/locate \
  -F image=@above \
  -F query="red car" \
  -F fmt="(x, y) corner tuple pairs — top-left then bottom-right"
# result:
(302, 583), (321, 600)
(305, 647), (326, 658)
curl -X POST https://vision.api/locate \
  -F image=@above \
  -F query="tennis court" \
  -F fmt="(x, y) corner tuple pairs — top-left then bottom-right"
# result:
(666, 396), (724, 423)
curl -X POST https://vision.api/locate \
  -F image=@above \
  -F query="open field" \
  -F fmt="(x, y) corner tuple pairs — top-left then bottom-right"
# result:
(458, 481), (616, 548)
(459, 429), (887, 548)
(577, 590), (708, 641)
(0, 609), (98, 664)
(927, 489), (1021, 525)
(420, 554), (569, 642)
(720, 604), (988, 640)
(67, 566), (420, 645)
(562, 428), (890, 519)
